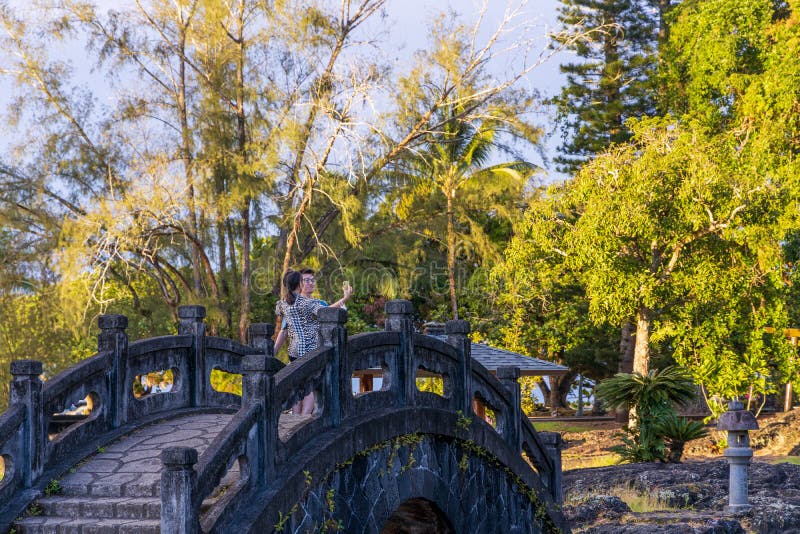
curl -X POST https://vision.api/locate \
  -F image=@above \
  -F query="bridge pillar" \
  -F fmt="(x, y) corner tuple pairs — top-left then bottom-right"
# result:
(242, 331), (282, 484)
(10, 360), (44, 487)
(539, 432), (564, 505)
(497, 366), (522, 453)
(446, 319), (472, 416)
(98, 314), (129, 428)
(161, 446), (199, 534)
(178, 306), (207, 408)
(247, 323), (274, 355)
(319, 307), (347, 427)
(385, 300), (415, 407)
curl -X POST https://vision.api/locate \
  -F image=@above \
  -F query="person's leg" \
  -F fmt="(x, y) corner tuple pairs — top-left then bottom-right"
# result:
(300, 392), (315, 414)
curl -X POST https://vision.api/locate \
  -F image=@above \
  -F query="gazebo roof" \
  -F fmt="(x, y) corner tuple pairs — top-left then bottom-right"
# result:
(427, 334), (568, 377)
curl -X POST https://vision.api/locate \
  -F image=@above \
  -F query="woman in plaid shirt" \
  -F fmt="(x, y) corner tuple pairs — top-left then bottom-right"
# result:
(275, 270), (352, 414)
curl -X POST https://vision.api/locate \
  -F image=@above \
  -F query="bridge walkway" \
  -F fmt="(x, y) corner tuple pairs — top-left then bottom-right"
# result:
(13, 412), (310, 533)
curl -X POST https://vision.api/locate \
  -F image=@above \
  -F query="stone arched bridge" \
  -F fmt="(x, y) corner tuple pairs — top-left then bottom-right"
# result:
(0, 300), (569, 533)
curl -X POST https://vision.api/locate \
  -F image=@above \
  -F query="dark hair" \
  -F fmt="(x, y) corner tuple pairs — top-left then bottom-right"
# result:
(283, 270), (301, 304)
(299, 268), (315, 276)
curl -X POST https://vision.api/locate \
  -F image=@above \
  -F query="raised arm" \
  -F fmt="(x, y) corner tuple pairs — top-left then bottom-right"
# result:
(330, 284), (353, 309)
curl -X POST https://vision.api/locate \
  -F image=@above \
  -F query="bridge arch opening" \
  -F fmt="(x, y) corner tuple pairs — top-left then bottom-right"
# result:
(0, 454), (10, 487)
(49, 391), (100, 440)
(133, 368), (176, 398)
(381, 498), (455, 534)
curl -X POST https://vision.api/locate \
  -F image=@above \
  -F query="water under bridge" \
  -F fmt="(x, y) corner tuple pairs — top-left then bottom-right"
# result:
(0, 300), (569, 533)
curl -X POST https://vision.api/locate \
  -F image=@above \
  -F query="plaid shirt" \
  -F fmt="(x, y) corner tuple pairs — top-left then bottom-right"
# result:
(275, 295), (326, 360)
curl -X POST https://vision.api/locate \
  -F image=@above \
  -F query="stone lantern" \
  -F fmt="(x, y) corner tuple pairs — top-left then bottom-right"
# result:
(717, 400), (759, 513)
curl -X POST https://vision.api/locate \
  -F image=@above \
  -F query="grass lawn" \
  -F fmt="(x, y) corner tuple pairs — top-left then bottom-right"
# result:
(767, 456), (800, 465)
(531, 420), (613, 433)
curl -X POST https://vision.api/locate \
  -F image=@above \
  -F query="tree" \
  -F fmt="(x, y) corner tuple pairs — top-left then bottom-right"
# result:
(496, 200), (620, 411)
(654, 0), (800, 413)
(550, 0), (666, 173)
(389, 104), (539, 319)
(529, 116), (790, 377)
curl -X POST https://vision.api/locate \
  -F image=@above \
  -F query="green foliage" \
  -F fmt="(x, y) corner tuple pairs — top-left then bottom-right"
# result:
(388, 100), (539, 319)
(415, 376), (444, 396)
(610, 425), (667, 464)
(25, 503), (43, 517)
(209, 370), (242, 396)
(44, 479), (62, 497)
(455, 410), (472, 433)
(0, 288), (96, 411)
(597, 366), (697, 462)
(597, 367), (697, 415)
(660, 0), (780, 129)
(655, 414), (709, 463)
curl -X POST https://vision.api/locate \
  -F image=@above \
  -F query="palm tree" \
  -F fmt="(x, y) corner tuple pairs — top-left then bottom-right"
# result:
(392, 105), (538, 319)
(597, 366), (697, 420)
(597, 366), (698, 462)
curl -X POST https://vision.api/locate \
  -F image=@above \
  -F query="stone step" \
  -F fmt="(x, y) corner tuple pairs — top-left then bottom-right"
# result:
(14, 515), (160, 533)
(61, 480), (160, 498)
(37, 496), (161, 519)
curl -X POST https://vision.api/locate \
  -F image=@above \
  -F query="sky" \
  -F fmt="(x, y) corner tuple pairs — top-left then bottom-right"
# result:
(0, 0), (569, 179)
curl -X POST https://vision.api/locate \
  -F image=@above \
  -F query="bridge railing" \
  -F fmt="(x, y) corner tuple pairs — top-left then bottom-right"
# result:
(0, 305), (270, 522)
(160, 299), (564, 533)
(0, 396), (24, 503)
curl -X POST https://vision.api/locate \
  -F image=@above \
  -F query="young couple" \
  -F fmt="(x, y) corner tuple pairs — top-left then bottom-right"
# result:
(274, 269), (353, 415)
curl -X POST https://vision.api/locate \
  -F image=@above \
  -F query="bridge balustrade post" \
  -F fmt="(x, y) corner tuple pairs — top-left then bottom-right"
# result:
(319, 307), (347, 427)
(497, 366), (522, 453)
(445, 319), (472, 416)
(161, 447), (199, 534)
(385, 300), (415, 407)
(539, 432), (564, 505)
(98, 314), (129, 428)
(10, 360), (44, 487)
(178, 306), (207, 408)
(242, 324), (281, 484)
(247, 323), (272, 355)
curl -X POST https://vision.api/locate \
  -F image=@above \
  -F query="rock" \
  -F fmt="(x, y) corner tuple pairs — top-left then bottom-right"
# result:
(699, 519), (746, 533)
(564, 495), (631, 524)
(577, 520), (744, 534)
(745, 410), (800, 456)
(564, 460), (800, 533)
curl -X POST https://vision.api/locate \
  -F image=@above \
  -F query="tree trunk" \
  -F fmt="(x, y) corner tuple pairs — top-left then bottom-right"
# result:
(171, 12), (203, 300)
(239, 205), (251, 342)
(616, 320), (636, 423)
(217, 218), (231, 335)
(537, 379), (551, 409)
(446, 190), (458, 319)
(548, 369), (576, 414)
(619, 320), (635, 374)
(234, 7), (250, 342)
(633, 306), (652, 376)
(548, 376), (563, 415)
